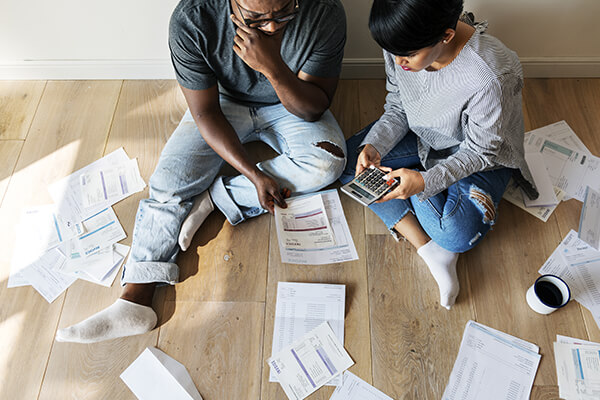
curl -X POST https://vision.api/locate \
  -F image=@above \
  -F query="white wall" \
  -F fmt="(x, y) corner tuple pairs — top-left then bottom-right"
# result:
(1, 0), (599, 79)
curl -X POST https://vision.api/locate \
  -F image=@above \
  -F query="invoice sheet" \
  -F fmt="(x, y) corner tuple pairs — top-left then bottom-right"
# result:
(524, 132), (600, 202)
(267, 322), (354, 400)
(275, 194), (336, 249)
(63, 243), (129, 287)
(442, 321), (541, 400)
(275, 190), (358, 265)
(522, 152), (558, 207)
(561, 244), (600, 328)
(556, 335), (599, 346)
(49, 148), (146, 221)
(67, 207), (126, 258)
(270, 282), (345, 386)
(502, 179), (564, 222)
(80, 158), (145, 208)
(554, 341), (600, 400)
(579, 186), (600, 250)
(121, 347), (204, 400)
(19, 249), (76, 303)
(18, 205), (84, 253)
(524, 121), (591, 155)
(329, 371), (394, 400)
(539, 230), (594, 308)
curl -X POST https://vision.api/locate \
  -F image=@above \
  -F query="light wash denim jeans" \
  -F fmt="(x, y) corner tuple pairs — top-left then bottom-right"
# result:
(340, 123), (513, 253)
(122, 97), (346, 285)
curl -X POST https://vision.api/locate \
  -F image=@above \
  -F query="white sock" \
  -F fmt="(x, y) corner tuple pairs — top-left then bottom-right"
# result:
(417, 240), (460, 310)
(178, 191), (214, 251)
(55, 299), (157, 344)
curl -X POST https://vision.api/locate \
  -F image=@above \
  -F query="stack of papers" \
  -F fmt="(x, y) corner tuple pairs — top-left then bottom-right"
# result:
(274, 190), (358, 265)
(121, 347), (203, 400)
(503, 121), (600, 221)
(554, 335), (600, 399)
(268, 321), (354, 400)
(539, 230), (600, 328)
(270, 282), (346, 386)
(7, 148), (144, 302)
(443, 321), (541, 400)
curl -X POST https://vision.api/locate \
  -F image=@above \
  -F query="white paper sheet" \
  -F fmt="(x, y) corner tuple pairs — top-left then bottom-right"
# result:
(121, 347), (203, 400)
(524, 120), (591, 155)
(442, 321), (540, 400)
(522, 152), (558, 207)
(276, 194), (336, 249)
(270, 282), (345, 386)
(60, 243), (129, 287)
(275, 190), (358, 265)
(8, 206), (83, 288)
(267, 322), (354, 400)
(579, 186), (600, 250)
(17, 205), (84, 252)
(19, 249), (76, 303)
(524, 131), (600, 202)
(539, 230), (593, 307)
(67, 207), (126, 258)
(329, 371), (394, 400)
(49, 148), (146, 221)
(554, 341), (600, 400)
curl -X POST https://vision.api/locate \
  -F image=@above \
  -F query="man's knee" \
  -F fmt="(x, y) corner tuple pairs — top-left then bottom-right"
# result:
(315, 141), (345, 158)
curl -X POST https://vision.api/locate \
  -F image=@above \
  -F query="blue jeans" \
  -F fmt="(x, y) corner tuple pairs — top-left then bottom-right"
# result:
(122, 98), (347, 285)
(340, 123), (513, 253)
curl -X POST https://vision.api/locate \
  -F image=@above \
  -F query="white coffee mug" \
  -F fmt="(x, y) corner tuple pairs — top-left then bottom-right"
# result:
(526, 274), (571, 314)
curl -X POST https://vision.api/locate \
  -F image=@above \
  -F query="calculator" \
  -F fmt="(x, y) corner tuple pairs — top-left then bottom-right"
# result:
(341, 166), (399, 206)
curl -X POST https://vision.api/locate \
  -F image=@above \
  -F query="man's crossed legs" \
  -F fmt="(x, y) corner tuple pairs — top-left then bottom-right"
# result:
(56, 98), (346, 343)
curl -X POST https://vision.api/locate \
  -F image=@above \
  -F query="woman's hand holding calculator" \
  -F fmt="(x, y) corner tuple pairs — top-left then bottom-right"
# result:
(376, 168), (425, 202)
(355, 144), (382, 176)
(355, 144), (425, 202)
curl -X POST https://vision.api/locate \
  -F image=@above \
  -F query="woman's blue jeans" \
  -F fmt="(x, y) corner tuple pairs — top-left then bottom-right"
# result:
(340, 123), (513, 253)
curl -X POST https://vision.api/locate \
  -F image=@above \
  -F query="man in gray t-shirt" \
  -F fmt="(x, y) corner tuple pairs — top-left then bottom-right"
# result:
(55, 0), (348, 344)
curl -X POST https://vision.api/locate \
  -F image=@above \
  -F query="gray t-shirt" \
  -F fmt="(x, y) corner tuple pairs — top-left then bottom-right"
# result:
(169, 0), (346, 107)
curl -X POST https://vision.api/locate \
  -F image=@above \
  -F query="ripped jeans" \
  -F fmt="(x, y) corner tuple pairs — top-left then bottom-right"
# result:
(123, 97), (346, 285)
(340, 125), (513, 253)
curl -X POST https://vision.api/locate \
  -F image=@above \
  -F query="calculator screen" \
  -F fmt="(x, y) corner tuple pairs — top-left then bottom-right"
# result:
(349, 183), (374, 200)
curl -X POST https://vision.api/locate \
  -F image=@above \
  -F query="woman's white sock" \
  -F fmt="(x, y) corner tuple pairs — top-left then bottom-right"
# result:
(417, 240), (460, 310)
(55, 299), (157, 344)
(178, 191), (214, 251)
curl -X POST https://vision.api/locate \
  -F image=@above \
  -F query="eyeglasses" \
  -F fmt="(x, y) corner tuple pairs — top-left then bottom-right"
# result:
(235, 0), (299, 28)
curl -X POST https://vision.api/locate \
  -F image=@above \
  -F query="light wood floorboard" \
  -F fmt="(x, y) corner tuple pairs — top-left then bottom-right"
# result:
(0, 140), (23, 206)
(0, 79), (598, 399)
(0, 81), (46, 140)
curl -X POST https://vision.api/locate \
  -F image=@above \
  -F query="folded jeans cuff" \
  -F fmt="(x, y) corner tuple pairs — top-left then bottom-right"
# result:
(121, 261), (179, 286)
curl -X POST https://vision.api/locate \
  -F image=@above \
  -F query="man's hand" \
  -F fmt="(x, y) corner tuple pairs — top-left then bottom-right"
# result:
(231, 14), (284, 76)
(251, 171), (291, 214)
(355, 144), (382, 177)
(376, 168), (425, 202)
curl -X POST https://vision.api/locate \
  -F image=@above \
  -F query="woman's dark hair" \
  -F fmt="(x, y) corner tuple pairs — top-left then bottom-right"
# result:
(369, 0), (464, 56)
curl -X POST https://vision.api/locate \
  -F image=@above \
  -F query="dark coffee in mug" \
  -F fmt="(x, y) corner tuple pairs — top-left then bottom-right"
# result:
(535, 280), (564, 307)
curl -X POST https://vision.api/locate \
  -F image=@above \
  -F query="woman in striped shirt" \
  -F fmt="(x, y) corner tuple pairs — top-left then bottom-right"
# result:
(340, 0), (537, 309)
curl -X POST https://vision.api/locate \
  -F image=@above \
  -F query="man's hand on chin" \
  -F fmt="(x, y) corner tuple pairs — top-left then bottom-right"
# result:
(230, 14), (284, 76)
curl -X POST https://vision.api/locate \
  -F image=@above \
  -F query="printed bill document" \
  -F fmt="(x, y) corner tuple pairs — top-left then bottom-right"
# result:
(268, 321), (354, 400)
(274, 190), (358, 265)
(442, 320), (540, 400)
(270, 282), (346, 386)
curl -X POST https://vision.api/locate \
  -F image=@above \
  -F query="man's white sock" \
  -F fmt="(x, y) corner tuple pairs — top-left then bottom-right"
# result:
(178, 191), (214, 251)
(55, 299), (157, 344)
(417, 240), (460, 310)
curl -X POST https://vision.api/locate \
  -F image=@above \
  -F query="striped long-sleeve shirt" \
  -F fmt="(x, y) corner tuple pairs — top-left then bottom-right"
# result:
(361, 24), (537, 200)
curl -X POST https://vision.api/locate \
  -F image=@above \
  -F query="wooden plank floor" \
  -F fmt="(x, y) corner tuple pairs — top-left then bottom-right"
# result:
(0, 78), (598, 399)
